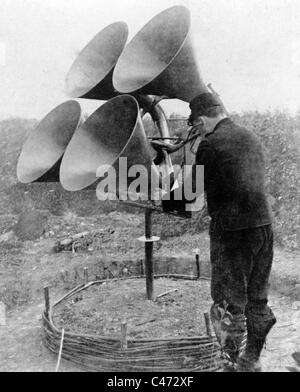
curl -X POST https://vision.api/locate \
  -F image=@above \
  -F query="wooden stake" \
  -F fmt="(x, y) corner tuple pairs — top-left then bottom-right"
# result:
(44, 286), (50, 318)
(121, 321), (128, 350)
(84, 267), (89, 285)
(195, 254), (200, 279)
(204, 312), (212, 337)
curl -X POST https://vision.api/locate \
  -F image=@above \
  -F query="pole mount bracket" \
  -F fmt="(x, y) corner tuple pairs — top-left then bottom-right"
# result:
(138, 236), (160, 243)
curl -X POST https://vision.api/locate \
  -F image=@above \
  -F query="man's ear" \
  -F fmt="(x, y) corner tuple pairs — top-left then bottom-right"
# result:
(191, 114), (203, 127)
(199, 116), (207, 127)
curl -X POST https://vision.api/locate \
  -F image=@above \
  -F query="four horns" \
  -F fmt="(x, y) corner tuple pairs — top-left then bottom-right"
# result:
(17, 100), (83, 183)
(60, 95), (157, 195)
(113, 5), (207, 102)
(65, 21), (128, 100)
(17, 5), (207, 201)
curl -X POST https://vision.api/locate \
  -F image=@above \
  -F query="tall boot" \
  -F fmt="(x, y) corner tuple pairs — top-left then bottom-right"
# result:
(237, 305), (276, 372)
(236, 334), (265, 372)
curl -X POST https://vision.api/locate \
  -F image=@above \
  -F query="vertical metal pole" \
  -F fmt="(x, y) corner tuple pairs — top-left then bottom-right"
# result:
(145, 208), (154, 300)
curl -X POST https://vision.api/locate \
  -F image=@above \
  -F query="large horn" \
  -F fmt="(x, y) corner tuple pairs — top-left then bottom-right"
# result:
(65, 22), (128, 100)
(17, 100), (85, 183)
(60, 95), (158, 199)
(113, 6), (208, 102)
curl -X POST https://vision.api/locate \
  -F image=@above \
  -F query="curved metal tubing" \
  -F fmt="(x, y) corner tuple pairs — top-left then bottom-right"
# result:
(65, 22), (128, 100)
(17, 101), (83, 183)
(60, 95), (156, 194)
(113, 6), (208, 102)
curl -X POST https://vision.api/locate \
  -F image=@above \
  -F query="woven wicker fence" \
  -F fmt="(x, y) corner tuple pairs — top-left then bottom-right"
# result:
(42, 275), (224, 372)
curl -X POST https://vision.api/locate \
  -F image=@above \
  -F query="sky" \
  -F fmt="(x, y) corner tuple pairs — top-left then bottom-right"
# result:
(0, 0), (300, 119)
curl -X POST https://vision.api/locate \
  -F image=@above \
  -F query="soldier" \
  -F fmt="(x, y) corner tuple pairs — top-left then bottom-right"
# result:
(154, 92), (276, 372)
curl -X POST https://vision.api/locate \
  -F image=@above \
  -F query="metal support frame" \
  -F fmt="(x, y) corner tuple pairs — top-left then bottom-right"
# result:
(138, 208), (160, 300)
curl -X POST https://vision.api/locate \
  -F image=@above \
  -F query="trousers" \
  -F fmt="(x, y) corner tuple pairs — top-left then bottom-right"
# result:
(209, 224), (276, 362)
(210, 224), (274, 313)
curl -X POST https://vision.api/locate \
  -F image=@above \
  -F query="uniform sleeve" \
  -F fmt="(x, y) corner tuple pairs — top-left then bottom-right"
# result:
(192, 140), (217, 193)
(195, 140), (216, 166)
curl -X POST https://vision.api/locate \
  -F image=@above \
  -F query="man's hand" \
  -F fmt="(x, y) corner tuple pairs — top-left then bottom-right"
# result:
(151, 140), (184, 154)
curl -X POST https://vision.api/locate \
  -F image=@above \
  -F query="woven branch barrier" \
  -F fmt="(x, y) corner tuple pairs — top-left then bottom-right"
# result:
(42, 274), (224, 372)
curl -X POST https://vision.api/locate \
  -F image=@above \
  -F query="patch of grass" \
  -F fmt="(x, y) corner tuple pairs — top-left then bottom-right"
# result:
(0, 278), (33, 309)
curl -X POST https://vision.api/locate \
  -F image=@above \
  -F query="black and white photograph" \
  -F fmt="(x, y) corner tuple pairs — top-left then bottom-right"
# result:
(0, 0), (299, 375)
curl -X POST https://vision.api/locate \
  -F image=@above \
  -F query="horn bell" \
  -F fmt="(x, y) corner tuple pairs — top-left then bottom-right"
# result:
(65, 22), (128, 100)
(60, 95), (157, 199)
(113, 6), (208, 102)
(17, 100), (83, 183)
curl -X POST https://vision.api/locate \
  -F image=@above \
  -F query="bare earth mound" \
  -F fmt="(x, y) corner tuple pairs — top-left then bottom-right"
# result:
(53, 278), (212, 339)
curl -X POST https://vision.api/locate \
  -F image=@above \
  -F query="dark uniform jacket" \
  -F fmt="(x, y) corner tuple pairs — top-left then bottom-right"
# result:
(196, 118), (272, 231)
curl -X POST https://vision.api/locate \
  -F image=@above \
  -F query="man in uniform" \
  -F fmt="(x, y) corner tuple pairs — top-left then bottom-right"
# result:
(154, 92), (276, 372)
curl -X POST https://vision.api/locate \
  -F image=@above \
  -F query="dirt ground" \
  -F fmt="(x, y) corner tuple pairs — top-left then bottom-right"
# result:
(52, 278), (212, 339)
(0, 211), (299, 372)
